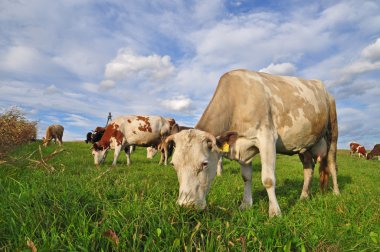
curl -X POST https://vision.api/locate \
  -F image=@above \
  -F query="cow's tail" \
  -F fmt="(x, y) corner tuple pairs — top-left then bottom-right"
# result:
(319, 93), (340, 195)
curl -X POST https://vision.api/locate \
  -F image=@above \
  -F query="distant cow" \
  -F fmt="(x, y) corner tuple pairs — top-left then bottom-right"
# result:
(166, 70), (339, 217)
(92, 115), (173, 166)
(349, 142), (367, 158)
(42, 124), (64, 147)
(146, 124), (191, 164)
(367, 144), (380, 160)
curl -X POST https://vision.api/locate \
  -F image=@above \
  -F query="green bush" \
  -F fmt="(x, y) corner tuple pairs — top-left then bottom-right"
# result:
(0, 107), (37, 153)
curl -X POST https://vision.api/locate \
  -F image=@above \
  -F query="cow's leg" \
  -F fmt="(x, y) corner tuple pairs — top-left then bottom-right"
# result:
(239, 162), (253, 209)
(58, 136), (63, 146)
(217, 156), (223, 176)
(112, 145), (123, 166)
(298, 151), (315, 199)
(159, 143), (168, 165)
(125, 145), (131, 166)
(327, 150), (340, 196)
(163, 144), (168, 165)
(259, 132), (281, 217)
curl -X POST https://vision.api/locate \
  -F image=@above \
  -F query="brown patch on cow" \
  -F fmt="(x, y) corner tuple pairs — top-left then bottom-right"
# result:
(319, 159), (329, 193)
(263, 178), (273, 188)
(137, 116), (152, 132)
(94, 127), (105, 133)
(133, 131), (137, 134)
(95, 123), (124, 149)
(127, 119), (132, 123)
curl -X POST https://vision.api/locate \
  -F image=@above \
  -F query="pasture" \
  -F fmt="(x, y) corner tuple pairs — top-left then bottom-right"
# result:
(0, 141), (379, 251)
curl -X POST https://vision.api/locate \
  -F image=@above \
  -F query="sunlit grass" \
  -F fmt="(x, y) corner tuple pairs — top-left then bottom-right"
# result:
(0, 141), (379, 251)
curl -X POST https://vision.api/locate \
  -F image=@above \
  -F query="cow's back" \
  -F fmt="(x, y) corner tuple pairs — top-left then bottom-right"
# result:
(121, 116), (170, 146)
(46, 124), (64, 138)
(196, 69), (330, 154)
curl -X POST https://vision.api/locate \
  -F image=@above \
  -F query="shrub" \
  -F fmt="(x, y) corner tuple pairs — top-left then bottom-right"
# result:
(0, 107), (38, 153)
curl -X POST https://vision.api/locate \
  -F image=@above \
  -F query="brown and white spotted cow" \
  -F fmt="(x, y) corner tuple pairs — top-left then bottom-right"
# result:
(166, 69), (340, 217)
(92, 115), (172, 166)
(349, 142), (367, 158)
(367, 144), (380, 160)
(42, 124), (64, 147)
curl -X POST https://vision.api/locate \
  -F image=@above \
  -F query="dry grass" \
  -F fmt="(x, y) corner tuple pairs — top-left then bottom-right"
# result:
(0, 107), (37, 153)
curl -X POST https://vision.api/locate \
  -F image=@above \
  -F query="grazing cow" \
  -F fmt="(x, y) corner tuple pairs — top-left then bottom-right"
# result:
(367, 144), (380, 160)
(146, 124), (191, 165)
(166, 70), (339, 217)
(349, 142), (367, 158)
(92, 115), (172, 166)
(42, 124), (64, 147)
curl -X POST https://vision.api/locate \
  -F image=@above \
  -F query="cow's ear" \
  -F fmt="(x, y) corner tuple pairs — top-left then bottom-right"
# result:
(216, 131), (238, 152)
(171, 124), (180, 134)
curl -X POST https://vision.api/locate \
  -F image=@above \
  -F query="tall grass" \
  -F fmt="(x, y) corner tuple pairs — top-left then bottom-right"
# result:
(0, 142), (379, 251)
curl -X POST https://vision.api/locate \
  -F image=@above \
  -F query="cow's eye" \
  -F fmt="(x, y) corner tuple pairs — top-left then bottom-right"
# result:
(201, 161), (208, 169)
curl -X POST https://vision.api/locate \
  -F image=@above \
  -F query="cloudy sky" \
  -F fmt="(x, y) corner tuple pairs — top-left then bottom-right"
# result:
(1, 0), (380, 149)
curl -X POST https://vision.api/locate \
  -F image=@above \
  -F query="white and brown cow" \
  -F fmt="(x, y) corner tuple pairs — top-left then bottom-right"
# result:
(92, 115), (172, 166)
(349, 142), (367, 158)
(42, 124), (64, 147)
(367, 144), (380, 160)
(166, 70), (340, 217)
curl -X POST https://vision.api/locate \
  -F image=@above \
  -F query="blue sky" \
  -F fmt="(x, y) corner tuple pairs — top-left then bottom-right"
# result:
(1, 0), (380, 150)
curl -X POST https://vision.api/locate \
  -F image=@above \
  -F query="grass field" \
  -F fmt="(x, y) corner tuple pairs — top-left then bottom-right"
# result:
(0, 141), (379, 251)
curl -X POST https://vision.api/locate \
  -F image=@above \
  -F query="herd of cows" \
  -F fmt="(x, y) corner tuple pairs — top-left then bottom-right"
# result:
(40, 70), (379, 217)
(349, 142), (380, 160)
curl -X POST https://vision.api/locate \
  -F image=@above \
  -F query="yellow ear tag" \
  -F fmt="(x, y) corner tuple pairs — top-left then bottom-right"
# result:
(221, 143), (229, 152)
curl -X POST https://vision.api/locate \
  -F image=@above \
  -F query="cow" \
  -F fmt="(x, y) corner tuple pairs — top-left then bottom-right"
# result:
(367, 144), (380, 160)
(92, 115), (173, 166)
(85, 127), (106, 144)
(349, 142), (367, 158)
(146, 124), (191, 164)
(42, 124), (64, 147)
(166, 69), (340, 217)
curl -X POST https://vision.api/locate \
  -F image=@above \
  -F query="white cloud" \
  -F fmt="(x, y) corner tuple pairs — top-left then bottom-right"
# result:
(329, 37), (380, 87)
(44, 85), (61, 95)
(1, 46), (45, 72)
(104, 48), (175, 82)
(259, 62), (296, 76)
(160, 96), (192, 112)
(64, 114), (92, 127)
(99, 80), (116, 90)
(361, 38), (380, 62)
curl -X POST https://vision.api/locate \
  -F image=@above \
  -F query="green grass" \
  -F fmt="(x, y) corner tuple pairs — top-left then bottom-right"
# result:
(1, 141), (379, 251)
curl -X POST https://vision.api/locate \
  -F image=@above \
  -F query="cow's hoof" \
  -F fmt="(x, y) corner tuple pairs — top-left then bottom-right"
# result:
(268, 207), (282, 218)
(300, 192), (309, 200)
(333, 189), (340, 196)
(239, 202), (252, 210)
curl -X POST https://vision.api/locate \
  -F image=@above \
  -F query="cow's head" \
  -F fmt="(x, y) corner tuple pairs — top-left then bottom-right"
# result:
(85, 132), (93, 144)
(92, 142), (109, 165)
(146, 146), (158, 159)
(166, 129), (237, 210)
(42, 137), (50, 147)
